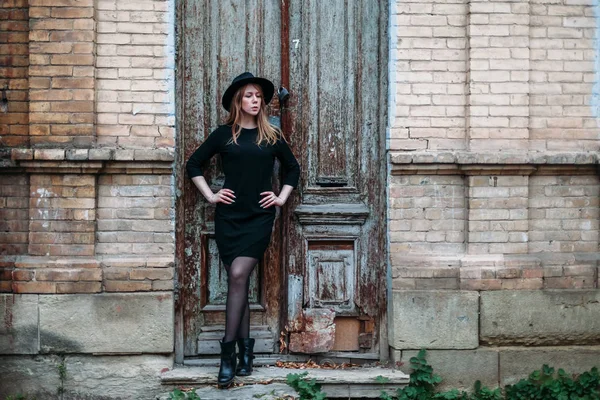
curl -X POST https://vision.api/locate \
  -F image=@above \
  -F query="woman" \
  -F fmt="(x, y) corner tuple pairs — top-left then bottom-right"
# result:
(186, 72), (300, 387)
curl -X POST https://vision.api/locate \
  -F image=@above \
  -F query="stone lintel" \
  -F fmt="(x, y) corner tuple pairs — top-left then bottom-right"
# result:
(12, 148), (175, 162)
(14, 256), (100, 269)
(391, 253), (598, 270)
(390, 151), (600, 175)
(390, 151), (599, 165)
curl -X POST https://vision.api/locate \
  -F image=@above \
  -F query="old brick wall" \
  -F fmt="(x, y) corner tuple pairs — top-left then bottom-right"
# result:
(388, 0), (600, 391)
(0, 0), (176, 398)
(0, 0), (29, 148)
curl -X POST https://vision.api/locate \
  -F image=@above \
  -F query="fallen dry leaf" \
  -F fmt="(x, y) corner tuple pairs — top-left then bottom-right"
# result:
(274, 359), (359, 370)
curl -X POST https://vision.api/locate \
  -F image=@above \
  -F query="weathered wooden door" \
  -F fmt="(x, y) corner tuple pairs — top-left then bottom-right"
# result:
(282, 1), (388, 357)
(176, 0), (284, 357)
(176, 0), (388, 360)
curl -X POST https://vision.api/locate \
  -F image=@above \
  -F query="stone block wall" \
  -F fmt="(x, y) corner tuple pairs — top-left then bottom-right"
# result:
(388, 0), (600, 390)
(0, 0), (176, 398)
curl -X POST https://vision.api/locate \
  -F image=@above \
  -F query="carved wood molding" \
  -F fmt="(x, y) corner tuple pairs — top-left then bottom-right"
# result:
(294, 203), (370, 225)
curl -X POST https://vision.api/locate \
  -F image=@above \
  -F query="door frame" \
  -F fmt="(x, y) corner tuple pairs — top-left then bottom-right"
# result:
(173, 0), (390, 363)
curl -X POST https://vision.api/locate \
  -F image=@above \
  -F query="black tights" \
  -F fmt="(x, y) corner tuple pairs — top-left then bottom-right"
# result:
(223, 256), (258, 343)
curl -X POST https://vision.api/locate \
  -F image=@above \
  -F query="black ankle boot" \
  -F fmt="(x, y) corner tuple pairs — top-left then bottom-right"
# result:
(218, 340), (237, 387)
(236, 338), (255, 376)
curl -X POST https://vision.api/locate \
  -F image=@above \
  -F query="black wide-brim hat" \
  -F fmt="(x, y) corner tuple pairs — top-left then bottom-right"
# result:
(221, 72), (275, 112)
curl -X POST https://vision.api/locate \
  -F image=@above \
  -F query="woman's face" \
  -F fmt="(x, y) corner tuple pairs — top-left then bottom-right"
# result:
(240, 84), (262, 117)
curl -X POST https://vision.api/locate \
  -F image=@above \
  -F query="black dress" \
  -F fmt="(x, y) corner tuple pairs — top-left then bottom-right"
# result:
(186, 125), (300, 265)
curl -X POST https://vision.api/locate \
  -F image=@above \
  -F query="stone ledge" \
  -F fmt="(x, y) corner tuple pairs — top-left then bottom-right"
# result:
(390, 151), (599, 165)
(10, 148), (175, 162)
(161, 365), (409, 399)
(5, 255), (175, 271)
(392, 252), (600, 269)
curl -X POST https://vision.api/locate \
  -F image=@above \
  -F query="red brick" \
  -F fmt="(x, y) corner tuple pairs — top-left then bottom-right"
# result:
(544, 277), (594, 289)
(522, 268), (544, 279)
(0, 269), (14, 280)
(48, 244), (94, 256)
(13, 281), (56, 294)
(30, 19), (74, 31)
(0, 232), (28, 244)
(152, 280), (174, 291)
(50, 101), (94, 112)
(29, 7), (51, 18)
(12, 270), (34, 281)
(130, 268), (173, 281)
(0, 282), (12, 293)
(51, 7), (94, 18)
(35, 268), (101, 281)
(49, 31), (94, 41)
(30, 42), (73, 54)
(460, 279), (502, 290)
(1, 0), (28, 8)
(104, 280), (152, 292)
(51, 77), (94, 89)
(501, 278), (543, 290)
(103, 268), (130, 280)
(50, 54), (94, 65)
(30, 125), (51, 135)
(57, 281), (101, 293)
(564, 265), (596, 276)
(51, 124), (94, 135)
(30, 89), (73, 101)
(72, 43), (94, 54)
(29, 0), (94, 6)
(69, 113), (94, 123)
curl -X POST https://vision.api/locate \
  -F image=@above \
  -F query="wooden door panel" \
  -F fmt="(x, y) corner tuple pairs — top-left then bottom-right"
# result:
(200, 233), (260, 309)
(284, 0), (387, 355)
(307, 0), (358, 188)
(178, 0), (282, 357)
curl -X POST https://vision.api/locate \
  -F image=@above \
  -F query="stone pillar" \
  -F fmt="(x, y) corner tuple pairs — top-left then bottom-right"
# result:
(468, 0), (530, 150)
(29, 0), (95, 147)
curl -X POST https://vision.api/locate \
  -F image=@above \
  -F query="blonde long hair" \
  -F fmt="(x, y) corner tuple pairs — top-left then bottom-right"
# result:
(224, 84), (283, 146)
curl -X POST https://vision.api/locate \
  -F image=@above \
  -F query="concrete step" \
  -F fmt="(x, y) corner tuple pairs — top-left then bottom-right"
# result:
(159, 365), (409, 399)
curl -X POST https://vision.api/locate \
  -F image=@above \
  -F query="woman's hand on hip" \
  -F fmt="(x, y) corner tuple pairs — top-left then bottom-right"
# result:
(209, 189), (235, 204)
(259, 191), (284, 208)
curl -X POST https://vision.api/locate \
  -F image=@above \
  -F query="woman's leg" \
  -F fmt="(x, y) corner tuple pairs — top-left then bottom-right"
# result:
(223, 256), (258, 342)
(236, 279), (251, 338)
